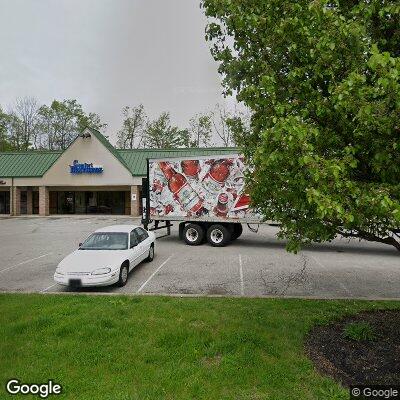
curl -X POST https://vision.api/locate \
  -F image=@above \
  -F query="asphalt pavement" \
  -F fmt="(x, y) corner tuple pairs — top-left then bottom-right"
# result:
(0, 216), (399, 299)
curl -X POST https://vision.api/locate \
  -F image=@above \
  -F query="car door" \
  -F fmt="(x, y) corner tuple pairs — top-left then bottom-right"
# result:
(138, 228), (152, 257)
(128, 230), (141, 270)
(134, 227), (150, 262)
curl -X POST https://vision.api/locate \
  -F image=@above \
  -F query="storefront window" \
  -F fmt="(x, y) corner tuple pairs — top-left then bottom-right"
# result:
(0, 191), (10, 214)
(49, 191), (126, 215)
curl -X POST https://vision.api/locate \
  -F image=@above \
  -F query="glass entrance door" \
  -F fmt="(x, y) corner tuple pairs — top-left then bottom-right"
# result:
(20, 191), (27, 215)
(75, 192), (86, 214)
(57, 192), (75, 214)
(33, 191), (39, 214)
(86, 192), (98, 213)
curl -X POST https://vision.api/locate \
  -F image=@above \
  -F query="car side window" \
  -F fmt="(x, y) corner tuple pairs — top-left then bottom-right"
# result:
(133, 228), (143, 244)
(130, 230), (139, 248)
(137, 227), (149, 242)
(133, 228), (147, 243)
(140, 228), (149, 241)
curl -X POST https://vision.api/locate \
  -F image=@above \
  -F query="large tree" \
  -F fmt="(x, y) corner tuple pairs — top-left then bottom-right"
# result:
(7, 97), (39, 150)
(0, 107), (12, 152)
(202, 0), (400, 251)
(188, 112), (213, 147)
(116, 104), (146, 149)
(37, 99), (106, 150)
(211, 104), (235, 147)
(143, 112), (190, 149)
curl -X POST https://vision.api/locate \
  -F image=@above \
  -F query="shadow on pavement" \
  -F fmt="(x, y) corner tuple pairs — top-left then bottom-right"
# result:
(157, 232), (399, 257)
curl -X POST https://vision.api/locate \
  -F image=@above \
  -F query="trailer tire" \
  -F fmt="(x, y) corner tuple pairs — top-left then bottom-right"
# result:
(206, 224), (231, 247)
(183, 224), (204, 246)
(232, 224), (243, 240)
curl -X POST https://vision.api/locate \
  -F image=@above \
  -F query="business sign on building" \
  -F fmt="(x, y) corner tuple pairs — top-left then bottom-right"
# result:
(69, 160), (103, 174)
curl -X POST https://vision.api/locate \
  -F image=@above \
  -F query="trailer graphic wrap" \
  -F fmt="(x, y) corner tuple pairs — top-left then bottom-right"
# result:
(148, 155), (255, 220)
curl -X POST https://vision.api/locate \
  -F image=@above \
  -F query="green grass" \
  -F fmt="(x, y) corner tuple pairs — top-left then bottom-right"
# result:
(343, 321), (377, 342)
(0, 294), (399, 400)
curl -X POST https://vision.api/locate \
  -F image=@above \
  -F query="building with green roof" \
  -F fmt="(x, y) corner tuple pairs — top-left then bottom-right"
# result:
(0, 128), (238, 216)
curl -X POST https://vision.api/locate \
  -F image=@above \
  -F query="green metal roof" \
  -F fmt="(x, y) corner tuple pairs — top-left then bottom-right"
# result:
(118, 147), (238, 176)
(0, 128), (238, 178)
(0, 151), (62, 178)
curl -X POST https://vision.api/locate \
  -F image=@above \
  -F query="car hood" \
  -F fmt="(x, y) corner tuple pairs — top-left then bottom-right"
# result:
(57, 249), (127, 273)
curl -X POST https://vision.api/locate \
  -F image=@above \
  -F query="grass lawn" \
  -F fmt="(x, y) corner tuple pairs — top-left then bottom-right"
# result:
(1, 294), (399, 400)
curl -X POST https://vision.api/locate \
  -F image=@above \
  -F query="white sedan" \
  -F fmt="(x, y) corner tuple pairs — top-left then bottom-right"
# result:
(54, 225), (155, 288)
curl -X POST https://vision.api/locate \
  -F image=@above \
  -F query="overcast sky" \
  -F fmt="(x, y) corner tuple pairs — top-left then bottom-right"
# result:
(0, 0), (227, 143)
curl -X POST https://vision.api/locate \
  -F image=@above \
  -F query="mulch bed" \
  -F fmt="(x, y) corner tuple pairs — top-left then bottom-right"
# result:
(305, 310), (400, 386)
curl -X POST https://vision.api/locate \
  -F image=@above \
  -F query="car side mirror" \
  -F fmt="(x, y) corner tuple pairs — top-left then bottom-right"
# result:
(79, 243), (82, 247)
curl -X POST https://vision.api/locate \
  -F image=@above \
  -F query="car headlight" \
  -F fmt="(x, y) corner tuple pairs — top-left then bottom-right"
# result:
(55, 268), (64, 275)
(91, 267), (111, 275)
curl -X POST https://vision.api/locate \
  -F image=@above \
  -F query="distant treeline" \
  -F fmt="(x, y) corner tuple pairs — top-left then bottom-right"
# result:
(0, 97), (249, 152)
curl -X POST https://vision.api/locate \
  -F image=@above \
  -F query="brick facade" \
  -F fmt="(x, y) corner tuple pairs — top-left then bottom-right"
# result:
(12, 187), (21, 216)
(39, 186), (49, 216)
(130, 185), (141, 217)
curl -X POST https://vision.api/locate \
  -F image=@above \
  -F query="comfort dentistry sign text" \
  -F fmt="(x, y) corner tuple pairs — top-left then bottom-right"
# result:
(70, 160), (104, 174)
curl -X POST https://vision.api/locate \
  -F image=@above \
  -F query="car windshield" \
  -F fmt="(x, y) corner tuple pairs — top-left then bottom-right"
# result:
(80, 232), (128, 250)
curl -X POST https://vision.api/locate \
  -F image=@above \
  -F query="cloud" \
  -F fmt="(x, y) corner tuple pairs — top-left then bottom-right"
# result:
(0, 0), (224, 143)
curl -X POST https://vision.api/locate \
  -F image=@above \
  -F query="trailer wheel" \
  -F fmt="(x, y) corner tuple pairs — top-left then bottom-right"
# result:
(207, 224), (231, 247)
(232, 224), (243, 240)
(183, 224), (204, 246)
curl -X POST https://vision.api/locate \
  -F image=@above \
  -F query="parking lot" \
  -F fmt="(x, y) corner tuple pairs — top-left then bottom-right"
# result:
(0, 216), (399, 299)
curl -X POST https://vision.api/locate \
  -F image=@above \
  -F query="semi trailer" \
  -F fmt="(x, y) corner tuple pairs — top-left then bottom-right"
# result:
(141, 153), (263, 247)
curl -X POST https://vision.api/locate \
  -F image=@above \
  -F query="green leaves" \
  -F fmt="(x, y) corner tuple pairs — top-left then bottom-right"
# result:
(368, 44), (395, 70)
(116, 104), (147, 149)
(37, 99), (107, 150)
(202, 0), (400, 251)
(143, 112), (190, 149)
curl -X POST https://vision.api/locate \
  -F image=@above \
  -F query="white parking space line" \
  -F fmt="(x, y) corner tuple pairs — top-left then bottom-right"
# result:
(137, 255), (174, 294)
(239, 254), (245, 296)
(0, 253), (53, 274)
(41, 283), (58, 293)
(307, 253), (353, 297)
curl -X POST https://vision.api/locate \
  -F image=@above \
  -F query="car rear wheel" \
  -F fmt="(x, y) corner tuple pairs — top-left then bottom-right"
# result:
(206, 224), (231, 247)
(183, 223), (204, 246)
(146, 244), (154, 262)
(118, 264), (129, 287)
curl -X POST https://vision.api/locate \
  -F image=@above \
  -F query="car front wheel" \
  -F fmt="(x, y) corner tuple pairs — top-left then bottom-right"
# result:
(146, 244), (155, 262)
(118, 263), (129, 287)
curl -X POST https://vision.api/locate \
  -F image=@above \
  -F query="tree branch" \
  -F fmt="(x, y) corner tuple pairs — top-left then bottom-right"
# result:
(337, 229), (400, 252)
